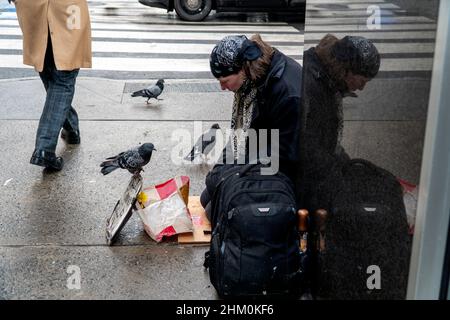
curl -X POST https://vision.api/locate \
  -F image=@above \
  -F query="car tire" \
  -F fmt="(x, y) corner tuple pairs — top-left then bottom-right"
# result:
(174, 0), (212, 21)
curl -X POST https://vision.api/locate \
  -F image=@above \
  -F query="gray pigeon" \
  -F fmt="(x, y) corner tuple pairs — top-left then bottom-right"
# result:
(131, 79), (165, 104)
(184, 123), (220, 161)
(100, 143), (156, 175)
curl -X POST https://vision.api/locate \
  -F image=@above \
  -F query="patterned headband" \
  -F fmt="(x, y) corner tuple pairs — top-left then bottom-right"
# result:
(210, 35), (262, 78)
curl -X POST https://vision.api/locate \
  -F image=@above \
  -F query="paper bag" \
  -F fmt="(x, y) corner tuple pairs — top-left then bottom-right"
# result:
(135, 176), (192, 242)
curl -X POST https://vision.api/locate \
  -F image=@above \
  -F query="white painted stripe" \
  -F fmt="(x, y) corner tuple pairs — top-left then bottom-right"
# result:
(1, 26), (435, 41)
(305, 23), (437, 31)
(0, 54), (303, 72)
(307, 0), (388, 3)
(305, 16), (435, 24)
(0, 54), (430, 72)
(0, 38), (436, 55)
(0, 20), (20, 26)
(380, 58), (433, 71)
(0, 13), (18, 19)
(331, 3), (401, 10)
(1, 18), (436, 33)
(0, 39), (304, 55)
(303, 41), (437, 53)
(88, 0), (143, 2)
(91, 23), (298, 33)
(88, 16), (290, 26)
(306, 9), (406, 16)
(0, 19), (299, 32)
(0, 38), (414, 56)
(0, 28), (304, 42)
(305, 31), (436, 40)
(357, 42), (436, 54)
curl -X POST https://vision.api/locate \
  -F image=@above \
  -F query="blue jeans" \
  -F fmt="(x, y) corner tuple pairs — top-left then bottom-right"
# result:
(35, 36), (79, 153)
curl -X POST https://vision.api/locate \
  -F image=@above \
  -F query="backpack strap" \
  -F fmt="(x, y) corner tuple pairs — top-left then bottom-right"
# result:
(209, 167), (241, 227)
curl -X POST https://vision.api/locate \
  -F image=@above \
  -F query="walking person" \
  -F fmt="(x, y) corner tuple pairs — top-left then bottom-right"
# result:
(12, 0), (92, 171)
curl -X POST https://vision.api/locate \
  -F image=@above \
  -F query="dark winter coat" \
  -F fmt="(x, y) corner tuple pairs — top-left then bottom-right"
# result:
(249, 49), (302, 181)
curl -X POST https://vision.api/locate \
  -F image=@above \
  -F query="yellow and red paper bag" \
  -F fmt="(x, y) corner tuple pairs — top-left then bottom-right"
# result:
(135, 176), (192, 242)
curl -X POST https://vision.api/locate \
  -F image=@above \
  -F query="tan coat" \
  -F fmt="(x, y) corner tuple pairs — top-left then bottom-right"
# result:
(15, 0), (92, 72)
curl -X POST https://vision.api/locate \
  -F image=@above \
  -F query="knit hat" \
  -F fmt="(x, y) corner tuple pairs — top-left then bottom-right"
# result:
(332, 36), (380, 78)
(210, 35), (262, 78)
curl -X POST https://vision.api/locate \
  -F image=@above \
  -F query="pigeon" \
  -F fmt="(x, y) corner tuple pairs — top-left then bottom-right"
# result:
(100, 143), (156, 175)
(184, 123), (220, 162)
(131, 79), (165, 104)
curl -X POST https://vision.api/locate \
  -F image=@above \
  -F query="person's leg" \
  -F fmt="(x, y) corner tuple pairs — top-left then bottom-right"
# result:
(38, 35), (80, 144)
(62, 107), (79, 133)
(38, 31), (55, 93)
(31, 35), (79, 170)
(39, 68), (51, 92)
(34, 68), (79, 152)
(61, 106), (80, 144)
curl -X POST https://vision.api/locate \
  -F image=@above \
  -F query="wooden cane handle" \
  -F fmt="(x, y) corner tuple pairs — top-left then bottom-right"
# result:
(297, 209), (309, 232)
(315, 209), (327, 232)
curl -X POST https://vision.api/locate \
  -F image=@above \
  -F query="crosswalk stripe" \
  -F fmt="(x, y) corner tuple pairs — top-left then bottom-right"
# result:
(0, 54), (431, 72)
(305, 24), (437, 31)
(306, 9), (407, 17)
(0, 19), (437, 31)
(2, 28), (435, 42)
(0, 26), (436, 41)
(0, 55), (303, 72)
(0, 27), (304, 42)
(0, 19), (296, 31)
(308, 0), (386, 2)
(0, 39), (303, 56)
(0, 37), (434, 55)
(304, 16), (435, 24)
(0, 20), (300, 33)
(304, 30), (435, 40)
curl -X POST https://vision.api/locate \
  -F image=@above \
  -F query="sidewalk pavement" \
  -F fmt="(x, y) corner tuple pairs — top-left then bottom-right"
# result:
(0, 76), (427, 299)
(0, 77), (231, 299)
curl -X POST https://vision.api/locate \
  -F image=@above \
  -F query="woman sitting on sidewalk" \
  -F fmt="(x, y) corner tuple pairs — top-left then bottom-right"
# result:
(200, 34), (303, 217)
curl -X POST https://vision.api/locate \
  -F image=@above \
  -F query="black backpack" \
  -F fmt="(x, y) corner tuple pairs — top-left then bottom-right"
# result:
(314, 159), (412, 299)
(204, 164), (304, 299)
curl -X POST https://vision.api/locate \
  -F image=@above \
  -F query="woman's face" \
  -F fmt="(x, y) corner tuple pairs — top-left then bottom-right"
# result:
(218, 70), (245, 92)
(344, 71), (371, 92)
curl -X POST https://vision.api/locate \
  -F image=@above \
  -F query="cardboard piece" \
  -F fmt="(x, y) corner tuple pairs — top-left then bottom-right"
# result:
(178, 196), (211, 244)
(106, 174), (143, 246)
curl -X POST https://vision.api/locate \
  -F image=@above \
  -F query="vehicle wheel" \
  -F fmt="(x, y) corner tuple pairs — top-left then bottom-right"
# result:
(174, 0), (212, 21)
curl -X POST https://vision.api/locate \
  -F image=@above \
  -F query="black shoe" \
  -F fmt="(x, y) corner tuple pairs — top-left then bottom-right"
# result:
(61, 129), (80, 144)
(30, 149), (64, 171)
